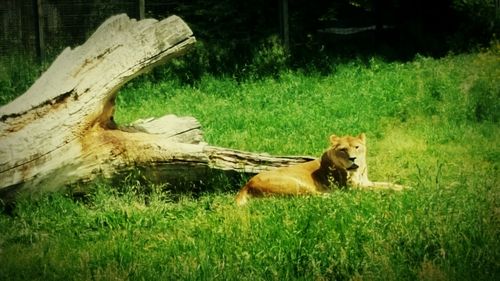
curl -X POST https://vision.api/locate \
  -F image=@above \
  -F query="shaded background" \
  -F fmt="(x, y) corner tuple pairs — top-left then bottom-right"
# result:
(1, 0), (498, 75)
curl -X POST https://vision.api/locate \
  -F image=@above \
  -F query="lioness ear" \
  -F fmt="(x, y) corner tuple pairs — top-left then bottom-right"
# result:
(358, 133), (366, 143)
(329, 134), (339, 145)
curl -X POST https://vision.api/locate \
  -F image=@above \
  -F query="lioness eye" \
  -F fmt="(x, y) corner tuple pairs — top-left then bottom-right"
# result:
(355, 146), (360, 149)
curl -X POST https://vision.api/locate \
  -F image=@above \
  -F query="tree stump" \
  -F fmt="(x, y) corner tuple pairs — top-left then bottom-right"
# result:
(0, 14), (313, 201)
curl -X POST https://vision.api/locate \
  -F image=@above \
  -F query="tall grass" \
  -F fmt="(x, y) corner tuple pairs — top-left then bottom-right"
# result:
(0, 44), (499, 280)
(0, 55), (47, 106)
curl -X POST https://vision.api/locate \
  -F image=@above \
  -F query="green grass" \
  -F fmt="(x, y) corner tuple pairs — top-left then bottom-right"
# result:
(1, 45), (499, 280)
(0, 55), (46, 105)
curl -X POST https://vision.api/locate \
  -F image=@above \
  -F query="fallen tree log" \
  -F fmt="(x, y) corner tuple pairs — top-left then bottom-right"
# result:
(0, 14), (313, 201)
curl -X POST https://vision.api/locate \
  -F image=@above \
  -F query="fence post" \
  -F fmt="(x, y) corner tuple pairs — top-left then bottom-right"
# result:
(496, 0), (500, 22)
(279, 0), (290, 50)
(34, 0), (45, 61)
(139, 0), (145, 19)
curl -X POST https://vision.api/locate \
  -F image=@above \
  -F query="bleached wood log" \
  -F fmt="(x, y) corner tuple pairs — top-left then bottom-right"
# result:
(0, 14), (313, 201)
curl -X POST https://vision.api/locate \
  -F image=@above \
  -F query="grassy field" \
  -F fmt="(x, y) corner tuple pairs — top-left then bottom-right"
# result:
(0, 45), (499, 280)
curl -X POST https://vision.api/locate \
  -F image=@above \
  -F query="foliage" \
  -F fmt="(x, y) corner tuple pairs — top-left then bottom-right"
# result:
(0, 56), (45, 106)
(134, 35), (290, 85)
(450, 0), (500, 50)
(3, 0), (498, 81)
(249, 35), (290, 79)
(452, 0), (499, 30)
(149, 0), (499, 69)
(1, 47), (499, 280)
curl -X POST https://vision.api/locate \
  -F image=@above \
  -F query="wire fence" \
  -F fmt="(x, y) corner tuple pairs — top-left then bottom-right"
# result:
(2, 0), (498, 61)
(0, 0), (178, 59)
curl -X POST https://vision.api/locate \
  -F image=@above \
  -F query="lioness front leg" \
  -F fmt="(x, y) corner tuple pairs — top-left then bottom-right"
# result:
(354, 181), (407, 191)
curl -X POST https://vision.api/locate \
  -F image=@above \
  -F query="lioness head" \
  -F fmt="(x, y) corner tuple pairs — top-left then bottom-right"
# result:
(322, 133), (367, 172)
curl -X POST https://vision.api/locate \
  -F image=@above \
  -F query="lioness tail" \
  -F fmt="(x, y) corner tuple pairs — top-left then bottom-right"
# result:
(235, 185), (249, 206)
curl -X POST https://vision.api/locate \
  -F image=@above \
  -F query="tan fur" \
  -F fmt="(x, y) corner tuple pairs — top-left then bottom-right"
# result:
(235, 133), (405, 206)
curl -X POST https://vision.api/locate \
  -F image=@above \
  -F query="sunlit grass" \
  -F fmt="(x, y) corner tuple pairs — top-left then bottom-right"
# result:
(1, 46), (499, 280)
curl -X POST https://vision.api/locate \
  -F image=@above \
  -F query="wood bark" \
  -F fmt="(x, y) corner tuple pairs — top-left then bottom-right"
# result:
(0, 14), (313, 201)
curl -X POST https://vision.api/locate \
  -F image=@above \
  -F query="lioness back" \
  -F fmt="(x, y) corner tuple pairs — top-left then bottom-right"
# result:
(235, 160), (322, 206)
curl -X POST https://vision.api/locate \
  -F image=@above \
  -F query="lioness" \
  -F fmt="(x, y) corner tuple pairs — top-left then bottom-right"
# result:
(235, 133), (405, 206)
